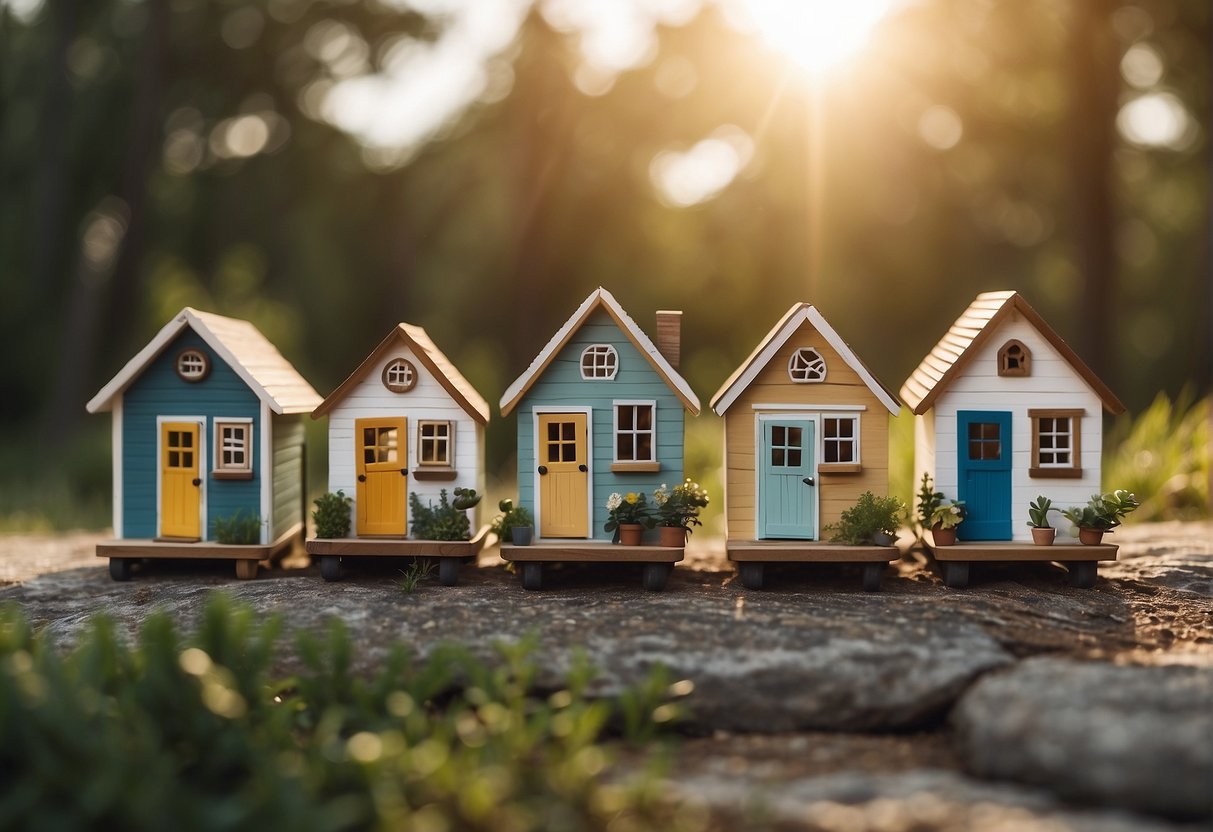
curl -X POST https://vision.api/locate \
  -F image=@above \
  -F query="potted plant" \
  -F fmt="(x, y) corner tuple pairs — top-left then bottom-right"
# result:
(914, 473), (944, 543)
(929, 500), (966, 546)
(490, 498), (534, 546)
(826, 491), (905, 546)
(652, 479), (710, 547)
(1026, 495), (1056, 545)
(1061, 490), (1140, 545)
(605, 492), (654, 545)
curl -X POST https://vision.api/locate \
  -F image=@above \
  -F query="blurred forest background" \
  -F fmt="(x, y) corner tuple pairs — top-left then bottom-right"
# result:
(1, 0), (1209, 531)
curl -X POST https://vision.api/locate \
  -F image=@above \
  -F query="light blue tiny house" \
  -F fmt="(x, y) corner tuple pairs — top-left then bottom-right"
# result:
(499, 288), (701, 542)
(87, 308), (320, 578)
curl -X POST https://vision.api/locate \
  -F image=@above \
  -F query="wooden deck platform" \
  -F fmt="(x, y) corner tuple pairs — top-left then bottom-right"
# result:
(97, 524), (302, 580)
(500, 542), (684, 563)
(930, 542), (1118, 562)
(727, 541), (897, 563)
(305, 526), (489, 559)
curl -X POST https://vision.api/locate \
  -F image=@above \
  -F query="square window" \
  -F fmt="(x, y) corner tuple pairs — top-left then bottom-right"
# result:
(1031, 410), (1082, 476)
(214, 421), (251, 475)
(418, 421), (452, 467)
(823, 416), (859, 465)
(613, 403), (656, 463)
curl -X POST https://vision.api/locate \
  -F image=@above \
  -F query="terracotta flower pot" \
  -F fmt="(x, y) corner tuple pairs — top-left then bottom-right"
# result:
(659, 526), (687, 548)
(619, 523), (644, 546)
(931, 523), (957, 546)
(1078, 527), (1105, 545)
(1030, 527), (1056, 546)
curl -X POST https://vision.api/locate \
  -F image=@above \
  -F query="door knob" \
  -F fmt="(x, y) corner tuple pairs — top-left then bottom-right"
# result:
(192, 478), (201, 487)
(358, 474), (367, 482)
(578, 464), (587, 472)
(537, 465), (548, 475)
(400, 469), (407, 477)
(802, 477), (815, 486)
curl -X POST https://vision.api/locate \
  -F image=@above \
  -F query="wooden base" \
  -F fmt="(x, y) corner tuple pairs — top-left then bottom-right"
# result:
(727, 540), (898, 563)
(500, 542), (684, 564)
(305, 526), (489, 558)
(98, 524), (302, 581)
(930, 542), (1118, 562)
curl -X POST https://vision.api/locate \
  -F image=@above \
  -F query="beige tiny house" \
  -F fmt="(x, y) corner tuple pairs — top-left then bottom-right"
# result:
(711, 304), (901, 542)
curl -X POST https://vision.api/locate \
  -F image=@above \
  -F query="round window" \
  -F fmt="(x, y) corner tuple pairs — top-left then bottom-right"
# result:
(382, 358), (417, 393)
(176, 349), (210, 382)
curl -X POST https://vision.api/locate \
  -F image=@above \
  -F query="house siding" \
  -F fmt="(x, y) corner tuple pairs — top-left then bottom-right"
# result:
(121, 330), (261, 539)
(327, 345), (484, 536)
(921, 317), (1103, 542)
(516, 310), (687, 542)
(271, 413), (306, 540)
(722, 319), (891, 540)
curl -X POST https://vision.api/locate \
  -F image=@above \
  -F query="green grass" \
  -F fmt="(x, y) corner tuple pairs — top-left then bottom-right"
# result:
(0, 595), (704, 831)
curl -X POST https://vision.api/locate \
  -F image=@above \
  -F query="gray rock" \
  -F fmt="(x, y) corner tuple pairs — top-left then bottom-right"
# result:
(952, 657), (1213, 819)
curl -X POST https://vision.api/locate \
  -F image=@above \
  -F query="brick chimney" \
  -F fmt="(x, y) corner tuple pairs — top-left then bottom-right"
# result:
(655, 311), (682, 369)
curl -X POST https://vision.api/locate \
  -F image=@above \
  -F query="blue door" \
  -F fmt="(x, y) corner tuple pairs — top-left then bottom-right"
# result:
(759, 420), (816, 539)
(956, 411), (1012, 541)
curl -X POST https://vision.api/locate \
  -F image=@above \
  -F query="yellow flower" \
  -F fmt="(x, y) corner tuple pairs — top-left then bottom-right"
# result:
(625, 493), (639, 504)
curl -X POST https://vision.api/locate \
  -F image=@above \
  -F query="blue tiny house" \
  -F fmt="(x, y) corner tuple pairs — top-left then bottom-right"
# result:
(499, 288), (701, 543)
(87, 308), (321, 579)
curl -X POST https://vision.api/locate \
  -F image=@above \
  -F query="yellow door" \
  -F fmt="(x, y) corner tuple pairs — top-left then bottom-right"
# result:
(538, 413), (589, 538)
(161, 422), (201, 539)
(356, 417), (408, 536)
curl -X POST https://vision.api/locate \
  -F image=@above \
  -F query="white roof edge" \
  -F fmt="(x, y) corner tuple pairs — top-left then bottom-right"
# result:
(499, 287), (701, 414)
(712, 306), (900, 416)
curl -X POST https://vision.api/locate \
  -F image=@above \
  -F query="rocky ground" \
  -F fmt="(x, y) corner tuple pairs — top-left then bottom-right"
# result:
(2, 522), (1210, 830)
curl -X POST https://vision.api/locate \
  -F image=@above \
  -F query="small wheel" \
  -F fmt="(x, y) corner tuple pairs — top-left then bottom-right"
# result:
(319, 556), (342, 582)
(109, 558), (133, 582)
(862, 563), (883, 592)
(1067, 561), (1097, 588)
(642, 563), (673, 592)
(439, 558), (460, 587)
(738, 562), (765, 590)
(943, 561), (970, 589)
(521, 562), (543, 591)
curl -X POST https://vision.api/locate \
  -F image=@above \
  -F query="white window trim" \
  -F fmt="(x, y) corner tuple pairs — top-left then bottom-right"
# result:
(579, 344), (619, 380)
(787, 347), (827, 384)
(155, 415), (208, 541)
(821, 413), (862, 466)
(530, 406), (593, 543)
(417, 420), (455, 467)
(611, 400), (657, 464)
(213, 417), (254, 474)
(382, 357), (418, 393)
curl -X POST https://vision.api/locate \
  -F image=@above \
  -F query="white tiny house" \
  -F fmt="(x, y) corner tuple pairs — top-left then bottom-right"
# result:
(900, 291), (1125, 543)
(312, 324), (489, 538)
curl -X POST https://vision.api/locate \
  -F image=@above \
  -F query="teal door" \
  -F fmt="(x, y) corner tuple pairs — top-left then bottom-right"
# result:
(759, 420), (816, 539)
(957, 411), (1012, 541)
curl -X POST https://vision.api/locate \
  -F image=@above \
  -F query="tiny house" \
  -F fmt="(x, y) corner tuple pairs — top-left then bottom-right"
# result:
(86, 307), (321, 579)
(710, 303), (902, 590)
(306, 323), (490, 584)
(497, 288), (700, 589)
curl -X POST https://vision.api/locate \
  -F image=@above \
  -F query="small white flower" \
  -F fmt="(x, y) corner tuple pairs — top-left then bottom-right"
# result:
(606, 493), (622, 511)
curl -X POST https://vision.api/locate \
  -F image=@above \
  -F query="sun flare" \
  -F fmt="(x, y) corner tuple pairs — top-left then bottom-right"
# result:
(741, 0), (893, 74)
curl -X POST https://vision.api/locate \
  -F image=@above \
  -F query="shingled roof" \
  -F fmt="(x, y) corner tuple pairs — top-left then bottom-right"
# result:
(87, 307), (321, 414)
(899, 291), (1125, 416)
(311, 323), (490, 424)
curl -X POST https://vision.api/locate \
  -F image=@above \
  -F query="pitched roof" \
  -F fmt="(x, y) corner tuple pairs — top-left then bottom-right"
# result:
(498, 287), (701, 417)
(86, 307), (321, 414)
(899, 291), (1125, 415)
(710, 303), (901, 416)
(311, 323), (490, 424)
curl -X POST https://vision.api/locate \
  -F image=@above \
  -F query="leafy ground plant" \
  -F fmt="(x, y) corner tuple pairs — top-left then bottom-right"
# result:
(211, 509), (261, 544)
(409, 489), (472, 540)
(0, 596), (701, 832)
(396, 559), (435, 592)
(1104, 392), (1209, 521)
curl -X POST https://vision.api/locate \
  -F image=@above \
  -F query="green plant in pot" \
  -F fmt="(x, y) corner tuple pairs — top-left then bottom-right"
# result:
(826, 491), (905, 546)
(604, 492), (655, 545)
(914, 473), (944, 542)
(490, 498), (534, 546)
(1026, 495), (1056, 545)
(652, 479), (709, 547)
(929, 500), (966, 546)
(1061, 490), (1140, 545)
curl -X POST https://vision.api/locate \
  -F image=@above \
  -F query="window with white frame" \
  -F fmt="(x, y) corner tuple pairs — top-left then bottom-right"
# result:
(614, 402), (655, 462)
(214, 421), (252, 477)
(418, 421), (453, 467)
(822, 416), (859, 464)
(580, 345), (618, 380)
(788, 348), (826, 382)
(382, 358), (417, 393)
(1030, 409), (1082, 477)
(176, 349), (210, 382)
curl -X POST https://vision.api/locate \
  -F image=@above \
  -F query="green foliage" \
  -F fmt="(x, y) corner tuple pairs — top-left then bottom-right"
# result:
(409, 489), (471, 540)
(489, 498), (533, 539)
(312, 491), (352, 539)
(930, 501), (967, 530)
(0, 597), (696, 831)
(604, 492), (656, 533)
(1104, 393), (1209, 521)
(914, 473), (945, 535)
(1027, 495), (1055, 529)
(211, 509), (261, 544)
(826, 491), (905, 545)
(450, 487), (482, 510)
(1061, 490), (1141, 531)
(652, 479), (710, 533)
(396, 559), (435, 593)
